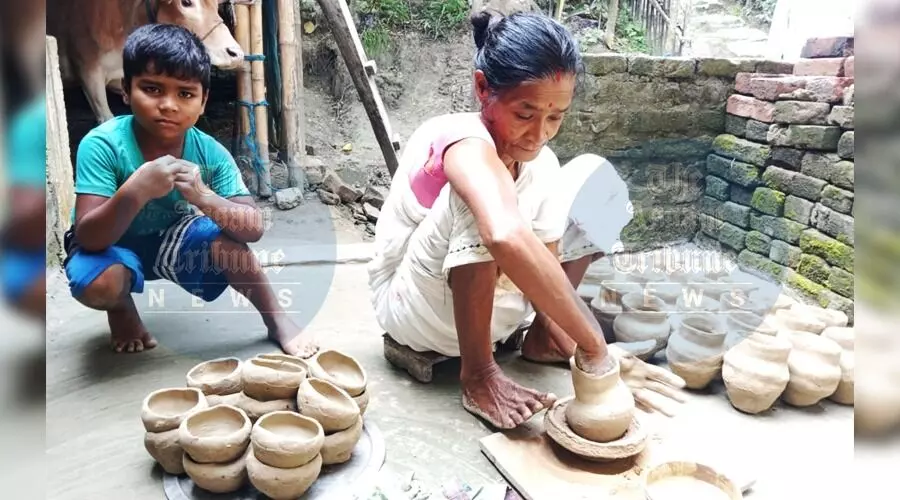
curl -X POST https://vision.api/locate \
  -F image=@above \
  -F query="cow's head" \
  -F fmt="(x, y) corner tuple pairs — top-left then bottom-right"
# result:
(155, 0), (243, 70)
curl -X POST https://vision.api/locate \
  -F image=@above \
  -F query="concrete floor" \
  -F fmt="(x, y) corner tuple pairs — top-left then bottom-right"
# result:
(46, 205), (853, 499)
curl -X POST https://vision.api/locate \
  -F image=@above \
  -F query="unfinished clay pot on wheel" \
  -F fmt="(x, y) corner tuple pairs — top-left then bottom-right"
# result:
(308, 350), (368, 397)
(544, 397), (647, 461)
(321, 415), (364, 465)
(565, 356), (635, 443)
(186, 357), (243, 396)
(613, 293), (671, 357)
(783, 331), (842, 407)
(178, 405), (252, 464)
(144, 428), (186, 474)
(722, 333), (791, 414)
(665, 314), (726, 390)
(723, 311), (780, 352)
(141, 387), (208, 433)
(774, 308), (825, 334)
(822, 327), (854, 405)
(247, 448), (322, 499)
(236, 392), (297, 422)
(296, 378), (360, 432)
(242, 358), (307, 401)
(790, 303), (849, 328)
(251, 411), (324, 469)
(183, 447), (249, 494)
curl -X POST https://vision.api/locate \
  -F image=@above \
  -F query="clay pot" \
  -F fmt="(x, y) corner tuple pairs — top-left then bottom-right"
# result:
(750, 290), (797, 311)
(186, 357), (243, 396)
(322, 415), (364, 465)
(613, 293), (671, 354)
(242, 358), (307, 401)
(144, 428), (185, 475)
(774, 308), (826, 334)
(206, 392), (243, 407)
(592, 279), (642, 315)
(629, 268), (666, 285)
(296, 378), (360, 432)
(251, 411), (324, 468)
(782, 331), (842, 407)
(353, 390), (370, 415)
(644, 461), (742, 500)
(722, 333), (792, 414)
(256, 352), (310, 371)
(141, 387), (208, 433)
(247, 449), (322, 499)
(674, 293), (719, 314)
(308, 350), (367, 397)
(183, 446), (248, 494)
(665, 314), (726, 390)
(564, 357), (635, 443)
(822, 327), (854, 405)
(236, 392), (297, 422)
(723, 311), (780, 352)
(645, 281), (682, 308)
(584, 258), (616, 284)
(719, 291), (768, 317)
(791, 303), (849, 328)
(178, 405), (252, 464)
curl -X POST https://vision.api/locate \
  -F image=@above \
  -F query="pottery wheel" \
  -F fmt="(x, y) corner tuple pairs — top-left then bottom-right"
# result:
(163, 419), (386, 500)
(544, 397), (648, 462)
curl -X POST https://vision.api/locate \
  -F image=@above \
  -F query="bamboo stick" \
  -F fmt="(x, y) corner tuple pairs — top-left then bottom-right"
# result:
(235, 2), (255, 193)
(250, 0), (272, 197)
(278, 0), (303, 188)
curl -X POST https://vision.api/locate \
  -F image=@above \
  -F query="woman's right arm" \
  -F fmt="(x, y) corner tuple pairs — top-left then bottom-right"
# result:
(443, 138), (609, 362)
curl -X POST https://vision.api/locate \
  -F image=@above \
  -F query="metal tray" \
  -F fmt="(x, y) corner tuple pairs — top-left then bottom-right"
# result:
(164, 420), (385, 500)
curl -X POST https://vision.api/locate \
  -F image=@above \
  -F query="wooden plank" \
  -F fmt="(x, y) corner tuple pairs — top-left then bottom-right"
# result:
(46, 35), (75, 266)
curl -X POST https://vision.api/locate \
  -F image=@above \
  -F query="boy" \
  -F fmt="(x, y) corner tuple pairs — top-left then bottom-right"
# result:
(64, 24), (315, 356)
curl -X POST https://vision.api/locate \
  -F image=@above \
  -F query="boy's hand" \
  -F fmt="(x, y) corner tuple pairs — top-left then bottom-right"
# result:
(173, 160), (214, 206)
(132, 155), (186, 201)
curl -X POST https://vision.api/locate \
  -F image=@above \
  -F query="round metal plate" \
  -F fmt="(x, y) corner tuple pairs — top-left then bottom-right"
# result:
(164, 420), (386, 500)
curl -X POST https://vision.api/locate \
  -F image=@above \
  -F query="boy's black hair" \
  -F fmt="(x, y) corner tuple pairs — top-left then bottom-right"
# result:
(123, 24), (212, 93)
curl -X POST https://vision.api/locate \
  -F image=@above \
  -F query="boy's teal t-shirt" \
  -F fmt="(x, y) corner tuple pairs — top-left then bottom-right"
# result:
(73, 115), (251, 238)
(7, 96), (47, 189)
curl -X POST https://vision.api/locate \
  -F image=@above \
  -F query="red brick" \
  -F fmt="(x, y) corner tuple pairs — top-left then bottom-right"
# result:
(748, 76), (808, 101)
(844, 56), (854, 79)
(735, 72), (781, 94)
(804, 76), (854, 103)
(726, 94), (776, 122)
(800, 37), (854, 58)
(794, 58), (845, 77)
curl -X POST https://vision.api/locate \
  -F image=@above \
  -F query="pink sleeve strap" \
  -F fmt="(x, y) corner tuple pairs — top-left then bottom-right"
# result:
(408, 125), (493, 209)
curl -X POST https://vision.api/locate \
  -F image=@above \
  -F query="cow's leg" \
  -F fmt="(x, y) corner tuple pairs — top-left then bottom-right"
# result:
(80, 66), (115, 123)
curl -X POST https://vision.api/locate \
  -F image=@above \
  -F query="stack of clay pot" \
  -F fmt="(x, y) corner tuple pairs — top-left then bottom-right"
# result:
(309, 350), (370, 415)
(142, 388), (208, 475)
(782, 331), (842, 407)
(613, 292), (671, 359)
(723, 310), (780, 352)
(247, 411), (325, 499)
(822, 326), (854, 405)
(179, 405), (253, 493)
(665, 314), (726, 390)
(297, 375), (364, 465)
(237, 354), (307, 422)
(186, 357), (243, 407)
(722, 332), (792, 414)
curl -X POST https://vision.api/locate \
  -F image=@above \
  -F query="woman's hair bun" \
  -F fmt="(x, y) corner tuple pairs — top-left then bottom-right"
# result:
(470, 10), (499, 49)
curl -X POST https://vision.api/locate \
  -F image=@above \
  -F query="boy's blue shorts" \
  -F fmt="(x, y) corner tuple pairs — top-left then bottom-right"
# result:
(64, 215), (230, 302)
(0, 248), (45, 302)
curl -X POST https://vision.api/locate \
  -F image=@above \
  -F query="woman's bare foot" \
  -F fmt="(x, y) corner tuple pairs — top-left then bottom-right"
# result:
(461, 363), (557, 429)
(520, 317), (577, 364)
(107, 297), (157, 353)
(267, 315), (319, 358)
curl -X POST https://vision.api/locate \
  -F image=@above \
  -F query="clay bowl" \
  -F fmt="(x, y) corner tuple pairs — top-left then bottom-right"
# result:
(242, 358), (307, 401)
(256, 352), (310, 371)
(186, 357), (243, 396)
(544, 397), (648, 462)
(178, 405), (252, 464)
(206, 392), (243, 408)
(353, 390), (370, 415)
(183, 447), (249, 494)
(237, 392), (297, 422)
(251, 411), (324, 469)
(141, 387), (208, 433)
(144, 428), (185, 475)
(247, 448), (322, 499)
(309, 350), (368, 397)
(643, 461), (742, 500)
(321, 415), (364, 465)
(297, 377), (360, 432)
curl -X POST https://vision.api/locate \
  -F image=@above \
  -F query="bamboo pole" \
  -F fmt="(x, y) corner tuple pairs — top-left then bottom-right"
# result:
(250, 0), (272, 197)
(235, 2), (254, 193)
(278, 0), (303, 188)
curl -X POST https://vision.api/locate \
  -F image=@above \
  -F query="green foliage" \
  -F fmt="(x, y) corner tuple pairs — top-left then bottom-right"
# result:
(356, 0), (411, 27)
(613, 7), (649, 54)
(361, 24), (391, 56)
(421, 0), (470, 39)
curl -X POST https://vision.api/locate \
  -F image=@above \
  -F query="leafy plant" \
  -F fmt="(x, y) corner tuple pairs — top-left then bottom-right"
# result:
(361, 24), (391, 56)
(356, 0), (411, 27)
(421, 0), (470, 39)
(614, 7), (649, 54)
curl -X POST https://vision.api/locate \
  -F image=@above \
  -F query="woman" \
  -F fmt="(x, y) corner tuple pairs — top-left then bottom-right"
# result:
(368, 11), (685, 429)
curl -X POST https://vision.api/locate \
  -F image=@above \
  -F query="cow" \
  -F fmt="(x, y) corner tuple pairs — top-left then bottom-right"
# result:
(48, 0), (244, 123)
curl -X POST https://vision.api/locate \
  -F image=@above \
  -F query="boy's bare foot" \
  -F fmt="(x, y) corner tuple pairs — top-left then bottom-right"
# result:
(108, 299), (157, 353)
(268, 315), (319, 358)
(461, 363), (557, 429)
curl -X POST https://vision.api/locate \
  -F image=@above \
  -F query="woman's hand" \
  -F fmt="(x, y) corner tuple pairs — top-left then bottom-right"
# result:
(608, 342), (688, 417)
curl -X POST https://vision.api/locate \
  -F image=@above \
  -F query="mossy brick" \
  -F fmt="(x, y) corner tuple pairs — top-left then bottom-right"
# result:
(705, 175), (730, 201)
(751, 187), (786, 216)
(828, 106), (854, 129)
(730, 184), (754, 206)
(767, 124), (842, 150)
(698, 57), (757, 77)
(799, 228), (854, 271)
(838, 131), (854, 159)
(770, 240), (803, 267)
(699, 214), (748, 251)
(750, 212), (805, 244)
(627, 55), (696, 78)
(828, 267), (854, 298)
(745, 231), (773, 254)
(786, 270), (827, 302)
(756, 60), (794, 74)
(584, 54), (628, 75)
(707, 154), (761, 187)
(762, 166), (795, 192)
(821, 185), (853, 214)
(725, 114), (748, 137)
(712, 134), (771, 166)
(738, 249), (787, 281)
(797, 254), (831, 284)
(699, 196), (720, 217)
(722, 201), (751, 227)
(800, 152), (842, 181)
(770, 147), (804, 171)
(772, 101), (831, 125)
(830, 161), (854, 191)
(784, 195), (815, 224)
(818, 290), (854, 323)
(789, 172), (828, 201)
(745, 120), (770, 142)
(694, 232), (723, 252)
(812, 204), (854, 245)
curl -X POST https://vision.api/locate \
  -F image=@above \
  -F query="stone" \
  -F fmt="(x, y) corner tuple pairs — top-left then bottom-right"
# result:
(800, 152), (842, 181)
(738, 249), (787, 280)
(756, 60), (795, 74)
(304, 157), (326, 186)
(730, 184), (753, 206)
(751, 187), (786, 216)
(305, 145), (315, 155)
(786, 270), (827, 302)
(584, 54), (628, 75)
(800, 37), (854, 58)
(817, 290), (854, 324)
(694, 232), (722, 252)
(830, 161), (854, 190)
(812, 204), (854, 245)
(745, 231), (773, 255)
(749, 76), (808, 101)
(838, 131), (854, 159)
(707, 154), (761, 187)
(725, 114), (748, 137)
(761, 166), (795, 193)
(800, 228), (853, 272)
(770, 147), (804, 170)
(767, 124), (842, 150)
(820, 185), (853, 214)
(745, 120), (770, 142)
(317, 189), (340, 205)
(712, 134), (770, 166)
(784, 195), (815, 224)
(844, 56), (854, 78)
(828, 267), (854, 298)
(323, 171), (363, 203)
(705, 175), (730, 201)
(697, 58), (757, 78)
(699, 214), (747, 251)
(772, 101), (831, 125)
(788, 172), (828, 201)
(361, 185), (387, 210)
(828, 106), (854, 129)
(735, 72), (779, 94)
(274, 187), (304, 210)
(726, 95), (775, 123)
(362, 202), (380, 222)
(749, 212), (805, 244)
(704, 199), (751, 227)
(794, 58), (846, 77)
(797, 254), (830, 284)
(627, 55), (695, 78)
(843, 84), (854, 106)
(804, 77), (854, 103)
(770, 240), (803, 267)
